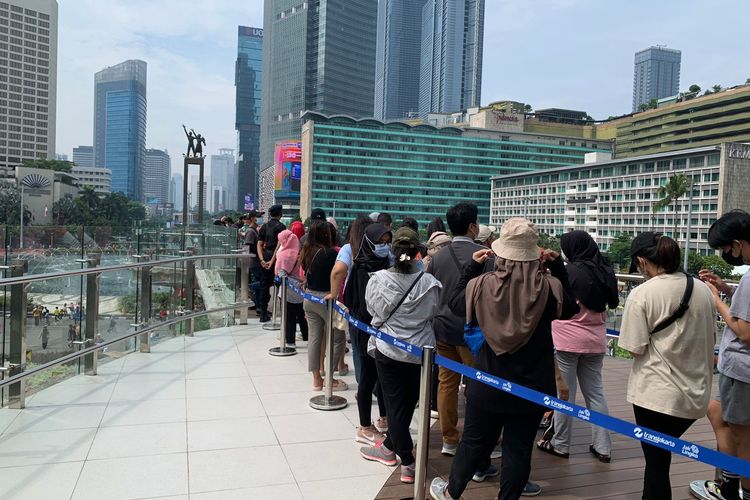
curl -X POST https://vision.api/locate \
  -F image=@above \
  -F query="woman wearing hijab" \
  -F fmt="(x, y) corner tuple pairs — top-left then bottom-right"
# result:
(431, 218), (579, 500)
(360, 227), (442, 483)
(343, 223), (393, 445)
(275, 230), (308, 347)
(536, 230), (619, 462)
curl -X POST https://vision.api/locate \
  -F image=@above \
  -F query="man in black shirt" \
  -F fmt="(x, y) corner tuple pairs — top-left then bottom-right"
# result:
(256, 204), (286, 322)
(243, 210), (264, 315)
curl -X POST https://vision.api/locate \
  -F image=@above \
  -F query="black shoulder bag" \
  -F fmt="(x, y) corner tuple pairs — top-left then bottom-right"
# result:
(650, 272), (694, 334)
(375, 271), (425, 328)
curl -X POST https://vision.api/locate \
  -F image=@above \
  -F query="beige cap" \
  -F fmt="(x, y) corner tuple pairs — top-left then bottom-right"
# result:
(491, 218), (541, 261)
(475, 224), (497, 243)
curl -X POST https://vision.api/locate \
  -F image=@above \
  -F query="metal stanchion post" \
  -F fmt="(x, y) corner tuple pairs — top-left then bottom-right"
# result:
(414, 345), (435, 500)
(262, 282), (281, 331)
(269, 276), (296, 356)
(310, 300), (347, 411)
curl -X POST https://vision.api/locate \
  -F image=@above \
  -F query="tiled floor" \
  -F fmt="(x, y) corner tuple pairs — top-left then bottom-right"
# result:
(0, 323), (395, 500)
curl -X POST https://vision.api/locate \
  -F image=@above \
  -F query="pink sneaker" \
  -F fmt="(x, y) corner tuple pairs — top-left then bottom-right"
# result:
(355, 426), (385, 446)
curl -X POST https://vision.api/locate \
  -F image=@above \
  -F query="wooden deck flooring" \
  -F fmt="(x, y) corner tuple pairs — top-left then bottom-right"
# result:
(376, 356), (716, 500)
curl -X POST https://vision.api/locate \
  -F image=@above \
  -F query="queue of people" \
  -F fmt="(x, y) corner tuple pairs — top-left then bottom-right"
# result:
(239, 202), (748, 500)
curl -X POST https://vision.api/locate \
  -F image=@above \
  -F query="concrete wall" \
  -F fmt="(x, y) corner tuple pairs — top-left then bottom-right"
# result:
(719, 142), (750, 216)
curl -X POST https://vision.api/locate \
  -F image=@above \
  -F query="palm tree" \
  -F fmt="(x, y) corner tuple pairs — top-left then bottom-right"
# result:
(653, 174), (691, 237)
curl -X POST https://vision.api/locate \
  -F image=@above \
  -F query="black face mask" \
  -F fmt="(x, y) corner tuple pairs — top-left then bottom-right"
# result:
(721, 249), (745, 266)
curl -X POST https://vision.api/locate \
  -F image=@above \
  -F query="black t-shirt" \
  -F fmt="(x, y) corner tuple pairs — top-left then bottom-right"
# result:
(258, 219), (286, 259)
(303, 247), (338, 292)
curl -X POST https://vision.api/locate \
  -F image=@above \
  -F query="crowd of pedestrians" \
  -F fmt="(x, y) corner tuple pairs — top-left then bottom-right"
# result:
(239, 203), (749, 500)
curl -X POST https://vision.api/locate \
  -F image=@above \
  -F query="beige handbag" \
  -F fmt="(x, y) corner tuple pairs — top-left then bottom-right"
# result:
(333, 301), (349, 331)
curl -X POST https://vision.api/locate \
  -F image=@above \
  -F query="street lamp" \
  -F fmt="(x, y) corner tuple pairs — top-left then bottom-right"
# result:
(683, 182), (698, 272)
(19, 183), (23, 250)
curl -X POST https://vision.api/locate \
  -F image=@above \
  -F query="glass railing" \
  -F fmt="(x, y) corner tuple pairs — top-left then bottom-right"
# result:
(606, 273), (732, 359)
(0, 250), (253, 408)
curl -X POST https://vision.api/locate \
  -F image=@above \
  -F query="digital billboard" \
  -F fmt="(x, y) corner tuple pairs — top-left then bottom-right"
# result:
(274, 141), (302, 199)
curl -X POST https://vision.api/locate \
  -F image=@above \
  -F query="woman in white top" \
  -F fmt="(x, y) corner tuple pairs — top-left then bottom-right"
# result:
(618, 232), (716, 500)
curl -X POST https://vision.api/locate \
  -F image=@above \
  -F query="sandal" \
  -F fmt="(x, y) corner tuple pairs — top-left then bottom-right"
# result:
(539, 412), (552, 429)
(337, 364), (349, 376)
(326, 379), (348, 392)
(589, 445), (611, 463)
(536, 438), (569, 458)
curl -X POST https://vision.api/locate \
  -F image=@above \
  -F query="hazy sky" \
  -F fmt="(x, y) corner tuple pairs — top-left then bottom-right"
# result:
(56, 0), (750, 175)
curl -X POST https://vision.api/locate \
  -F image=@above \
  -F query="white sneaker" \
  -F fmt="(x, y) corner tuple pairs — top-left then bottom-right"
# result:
(441, 442), (457, 456)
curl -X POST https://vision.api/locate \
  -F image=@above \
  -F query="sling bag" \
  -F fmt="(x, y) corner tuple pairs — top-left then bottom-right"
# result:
(650, 272), (694, 334)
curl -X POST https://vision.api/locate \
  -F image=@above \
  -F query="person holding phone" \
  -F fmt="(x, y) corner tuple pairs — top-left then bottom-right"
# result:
(690, 210), (750, 500)
(618, 232), (715, 500)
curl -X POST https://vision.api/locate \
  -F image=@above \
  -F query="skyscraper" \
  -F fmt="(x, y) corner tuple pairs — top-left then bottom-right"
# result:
(171, 172), (184, 211)
(210, 148), (236, 213)
(94, 59), (147, 200)
(374, 0), (427, 120)
(0, 0), (58, 168)
(142, 148), (170, 205)
(236, 26), (262, 211)
(419, 0), (484, 115)
(72, 145), (94, 168)
(632, 46), (681, 112)
(260, 0), (378, 170)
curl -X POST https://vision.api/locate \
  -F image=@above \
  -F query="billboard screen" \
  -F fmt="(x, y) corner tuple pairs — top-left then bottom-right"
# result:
(274, 141), (302, 200)
(244, 194), (255, 211)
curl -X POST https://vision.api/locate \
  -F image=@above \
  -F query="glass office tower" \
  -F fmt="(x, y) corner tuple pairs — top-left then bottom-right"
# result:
(260, 0), (378, 172)
(93, 60), (147, 199)
(419, 0), (484, 116)
(236, 26), (263, 211)
(632, 46), (681, 112)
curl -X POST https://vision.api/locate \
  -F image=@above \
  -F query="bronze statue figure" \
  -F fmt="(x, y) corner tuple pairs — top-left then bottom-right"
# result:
(195, 132), (206, 157)
(182, 124), (196, 157)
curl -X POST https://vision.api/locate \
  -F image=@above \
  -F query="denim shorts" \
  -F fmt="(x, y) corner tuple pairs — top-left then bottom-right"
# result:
(719, 373), (750, 425)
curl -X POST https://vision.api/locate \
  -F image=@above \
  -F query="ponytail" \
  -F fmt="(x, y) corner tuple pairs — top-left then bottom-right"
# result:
(637, 235), (681, 273)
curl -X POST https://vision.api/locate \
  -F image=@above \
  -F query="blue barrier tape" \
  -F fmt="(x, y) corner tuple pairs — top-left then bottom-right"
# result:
(283, 280), (750, 477)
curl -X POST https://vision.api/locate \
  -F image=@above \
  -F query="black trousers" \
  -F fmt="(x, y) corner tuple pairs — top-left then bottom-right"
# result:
(357, 334), (387, 427)
(375, 352), (421, 466)
(632, 405), (695, 500)
(249, 265), (262, 313)
(259, 265), (275, 314)
(284, 301), (308, 344)
(448, 400), (543, 500)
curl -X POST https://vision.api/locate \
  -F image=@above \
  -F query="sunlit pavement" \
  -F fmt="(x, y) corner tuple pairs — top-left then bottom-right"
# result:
(0, 322), (392, 500)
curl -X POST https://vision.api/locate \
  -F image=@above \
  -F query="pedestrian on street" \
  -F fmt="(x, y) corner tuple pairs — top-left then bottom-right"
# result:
(40, 326), (49, 349)
(257, 205), (286, 323)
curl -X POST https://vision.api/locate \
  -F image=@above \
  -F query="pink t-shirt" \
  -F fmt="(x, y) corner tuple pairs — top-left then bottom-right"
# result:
(552, 302), (607, 354)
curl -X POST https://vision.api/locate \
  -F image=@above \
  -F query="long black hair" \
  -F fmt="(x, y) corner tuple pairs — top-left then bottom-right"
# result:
(300, 221), (332, 270)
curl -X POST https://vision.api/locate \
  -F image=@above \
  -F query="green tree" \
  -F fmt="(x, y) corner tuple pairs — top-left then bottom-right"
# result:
(702, 254), (735, 279)
(638, 99), (658, 111)
(51, 196), (81, 225)
(653, 174), (691, 236)
(688, 84), (701, 94)
(524, 104), (533, 113)
(712, 84), (722, 93)
(0, 185), (33, 225)
(20, 159), (73, 173)
(746, 78), (750, 85)
(538, 233), (560, 252)
(606, 233), (633, 271)
(683, 250), (704, 275)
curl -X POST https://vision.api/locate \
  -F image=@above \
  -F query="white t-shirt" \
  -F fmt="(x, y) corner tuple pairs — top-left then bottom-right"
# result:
(618, 273), (716, 419)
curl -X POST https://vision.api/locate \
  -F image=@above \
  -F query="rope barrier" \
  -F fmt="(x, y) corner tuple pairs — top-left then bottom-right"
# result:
(283, 279), (750, 477)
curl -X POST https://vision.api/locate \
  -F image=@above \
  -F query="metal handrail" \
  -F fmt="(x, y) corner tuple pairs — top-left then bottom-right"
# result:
(0, 252), (248, 287)
(0, 300), (252, 390)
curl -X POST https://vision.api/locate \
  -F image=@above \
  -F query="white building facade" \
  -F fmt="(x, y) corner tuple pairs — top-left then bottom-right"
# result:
(0, 0), (58, 168)
(490, 143), (750, 255)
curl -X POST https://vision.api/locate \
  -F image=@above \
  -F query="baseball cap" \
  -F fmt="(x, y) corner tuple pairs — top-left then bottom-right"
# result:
(629, 232), (661, 273)
(310, 208), (326, 221)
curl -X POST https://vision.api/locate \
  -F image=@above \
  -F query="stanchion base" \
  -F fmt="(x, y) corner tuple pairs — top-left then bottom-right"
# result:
(268, 346), (297, 357)
(309, 395), (348, 411)
(262, 322), (281, 331)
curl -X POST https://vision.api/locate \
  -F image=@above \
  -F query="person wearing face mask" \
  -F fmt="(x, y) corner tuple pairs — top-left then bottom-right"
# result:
(690, 210), (750, 500)
(618, 232), (716, 500)
(426, 203), (495, 457)
(343, 223), (393, 444)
